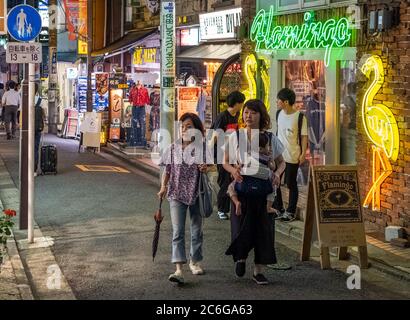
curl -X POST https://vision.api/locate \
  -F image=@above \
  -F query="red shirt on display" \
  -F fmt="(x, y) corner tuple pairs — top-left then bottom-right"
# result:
(130, 86), (150, 107)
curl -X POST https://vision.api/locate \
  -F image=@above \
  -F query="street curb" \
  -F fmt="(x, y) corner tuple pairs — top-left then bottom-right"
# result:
(275, 220), (410, 282)
(6, 235), (34, 300)
(0, 160), (34, 300)
(0, 154), (76, 300)
(101, 146), (160, 179)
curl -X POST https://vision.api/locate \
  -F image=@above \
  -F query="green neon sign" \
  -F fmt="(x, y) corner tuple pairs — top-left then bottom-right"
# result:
(250, 7), (352, 66)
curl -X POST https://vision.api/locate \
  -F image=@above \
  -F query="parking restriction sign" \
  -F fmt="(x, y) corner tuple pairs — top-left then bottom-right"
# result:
(6, 42), (42, 63)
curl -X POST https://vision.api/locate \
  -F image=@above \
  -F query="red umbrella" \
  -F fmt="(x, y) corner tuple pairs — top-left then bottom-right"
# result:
(152, 199), (164, 262)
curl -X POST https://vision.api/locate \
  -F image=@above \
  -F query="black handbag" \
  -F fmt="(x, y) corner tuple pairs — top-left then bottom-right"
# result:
(234, 176), (273, 197)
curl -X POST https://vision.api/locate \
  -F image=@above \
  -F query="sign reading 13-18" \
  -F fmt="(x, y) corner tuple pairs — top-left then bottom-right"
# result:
(7, 4), (42, 42)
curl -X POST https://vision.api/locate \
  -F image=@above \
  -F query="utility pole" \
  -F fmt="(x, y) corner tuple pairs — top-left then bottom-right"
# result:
(48, 0), (57, 134)
(86, 0), (93, 112)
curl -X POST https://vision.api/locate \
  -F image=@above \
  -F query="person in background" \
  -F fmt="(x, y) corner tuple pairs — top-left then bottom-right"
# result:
(0, 83), (4, 125)
(2, 81), (20, 140)
(210, 91), (245, 220)
(274, 88), (308, 222)
(34, 85), (45, 176)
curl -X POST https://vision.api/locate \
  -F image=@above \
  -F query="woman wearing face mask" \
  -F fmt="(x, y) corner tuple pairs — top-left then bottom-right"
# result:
(223, 100), (286, 285)
(158, 112), (212, 285)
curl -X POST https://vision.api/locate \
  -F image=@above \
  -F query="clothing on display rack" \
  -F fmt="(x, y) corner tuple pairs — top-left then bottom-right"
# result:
(303, 95), (325, 156)
(129, 82), (150, 147)
(196, 88), (207, 123)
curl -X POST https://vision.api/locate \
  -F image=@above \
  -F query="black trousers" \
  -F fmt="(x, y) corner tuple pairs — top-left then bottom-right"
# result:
(274, 162), (299, 214)
(4, 105), (18, 136)
(226, 196), (277, 265)
(216, 164), (231, 214)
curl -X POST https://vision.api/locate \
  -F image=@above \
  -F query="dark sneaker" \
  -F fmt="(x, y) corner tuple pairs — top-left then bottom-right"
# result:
(281, 212), (296, 222)
(253, 274), (269, 285)
(168, 271), (184, 284)
(235, 261), (246, 278)
(274, 209), (286, 220)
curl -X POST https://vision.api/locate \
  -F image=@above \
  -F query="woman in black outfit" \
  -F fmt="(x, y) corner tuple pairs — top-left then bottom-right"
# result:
(223, 100), (286, 285)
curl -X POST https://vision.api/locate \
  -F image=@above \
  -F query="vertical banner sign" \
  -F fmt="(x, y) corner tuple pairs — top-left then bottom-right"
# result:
(78, 0), (87, 55)
(160, 1), (176, 147)
(48, 47), (58, 102)
(63, 0), (79, 41)
(0, 0), (6, 34)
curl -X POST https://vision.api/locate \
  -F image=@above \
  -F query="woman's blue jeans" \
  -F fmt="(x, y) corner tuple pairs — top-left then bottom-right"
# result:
(169, 199), (203, 264)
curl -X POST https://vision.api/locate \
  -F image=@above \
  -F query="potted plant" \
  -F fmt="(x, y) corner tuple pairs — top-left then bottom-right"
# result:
(0, 209), (16, 268)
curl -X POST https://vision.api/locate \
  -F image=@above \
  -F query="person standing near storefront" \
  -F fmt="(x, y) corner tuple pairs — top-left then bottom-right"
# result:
(129, 80), (150, 148)
(2, 81), (21, 140)
(158, 113), (213, 285)
(210, 91), (245, 220)
(274, 88), (308, 222)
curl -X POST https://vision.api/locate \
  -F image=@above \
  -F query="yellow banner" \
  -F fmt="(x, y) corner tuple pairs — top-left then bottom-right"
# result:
(77, 0), (88, 55)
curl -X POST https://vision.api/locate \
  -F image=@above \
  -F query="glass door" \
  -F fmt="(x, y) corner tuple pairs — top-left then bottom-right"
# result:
(284, 60), (327, 166)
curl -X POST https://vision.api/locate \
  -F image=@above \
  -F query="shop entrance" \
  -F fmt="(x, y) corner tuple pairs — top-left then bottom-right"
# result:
(284, 60), (326, 168)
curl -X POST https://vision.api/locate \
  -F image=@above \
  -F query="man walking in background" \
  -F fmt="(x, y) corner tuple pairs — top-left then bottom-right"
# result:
(210, 91), (245, 220)
(2, 81), (21, 140)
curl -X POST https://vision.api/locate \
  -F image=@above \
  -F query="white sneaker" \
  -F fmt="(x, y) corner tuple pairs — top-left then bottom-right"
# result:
(218, 211), (229, 220)
(168, 271), (184, 284)
(189, 261), (205, 275)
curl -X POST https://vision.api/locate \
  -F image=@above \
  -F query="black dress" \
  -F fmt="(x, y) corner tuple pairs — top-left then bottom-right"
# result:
(225, 196), (277, 265)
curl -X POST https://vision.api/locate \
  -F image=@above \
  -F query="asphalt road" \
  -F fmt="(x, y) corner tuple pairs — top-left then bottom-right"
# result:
(0, 133), (409, 300)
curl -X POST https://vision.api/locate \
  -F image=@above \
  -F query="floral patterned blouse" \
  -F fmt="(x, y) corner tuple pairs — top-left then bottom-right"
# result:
(160, 141), (213, 206)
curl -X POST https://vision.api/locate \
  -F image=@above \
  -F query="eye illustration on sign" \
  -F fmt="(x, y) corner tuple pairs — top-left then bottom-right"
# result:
(145, 0), (159, 15)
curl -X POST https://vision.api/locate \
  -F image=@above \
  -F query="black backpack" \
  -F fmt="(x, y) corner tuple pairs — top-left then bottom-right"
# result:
(276, 109), (306, 151)
(35, 97), (44, 132)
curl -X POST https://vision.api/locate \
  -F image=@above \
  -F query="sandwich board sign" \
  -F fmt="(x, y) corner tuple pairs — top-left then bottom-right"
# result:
(7, 4), (42, 42)
(301, 165), (368, 269)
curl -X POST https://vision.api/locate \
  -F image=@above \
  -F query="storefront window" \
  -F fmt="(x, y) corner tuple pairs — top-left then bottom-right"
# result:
(340, 61), (357, 165)
(278, 0), (299, 10)
(284, 60), (326, 165)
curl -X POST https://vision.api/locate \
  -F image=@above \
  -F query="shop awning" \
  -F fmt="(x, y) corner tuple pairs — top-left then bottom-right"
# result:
(91, 28), (158, 57)
(177, 44), (241, 62)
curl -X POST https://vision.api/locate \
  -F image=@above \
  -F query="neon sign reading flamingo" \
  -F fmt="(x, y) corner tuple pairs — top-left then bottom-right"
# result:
(361, 55), (399, 211)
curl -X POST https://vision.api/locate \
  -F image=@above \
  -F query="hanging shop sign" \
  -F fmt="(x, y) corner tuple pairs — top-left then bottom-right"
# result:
(133, 48), (159, 65)
(77, 0), (87, 55)
(38, 0), (49, 43)
(177, 87), (200, 118)
(250, 8), (352, 67)
(145, 0), (160, 15)
(180, 28), (199, 46)
(63, 0), (80, 41)
(94, 73), (109, 111)
(199, 7), (242, 41)
(301, 166), (368, 270)
(360, 55), (399, 211)
(161, 1), (175, 89)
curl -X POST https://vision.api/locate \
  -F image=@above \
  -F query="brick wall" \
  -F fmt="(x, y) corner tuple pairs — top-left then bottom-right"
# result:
(357, 0), (410, 232)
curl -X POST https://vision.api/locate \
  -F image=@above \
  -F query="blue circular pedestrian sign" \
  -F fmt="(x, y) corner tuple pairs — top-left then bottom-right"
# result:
(7, 5), (42, 42)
